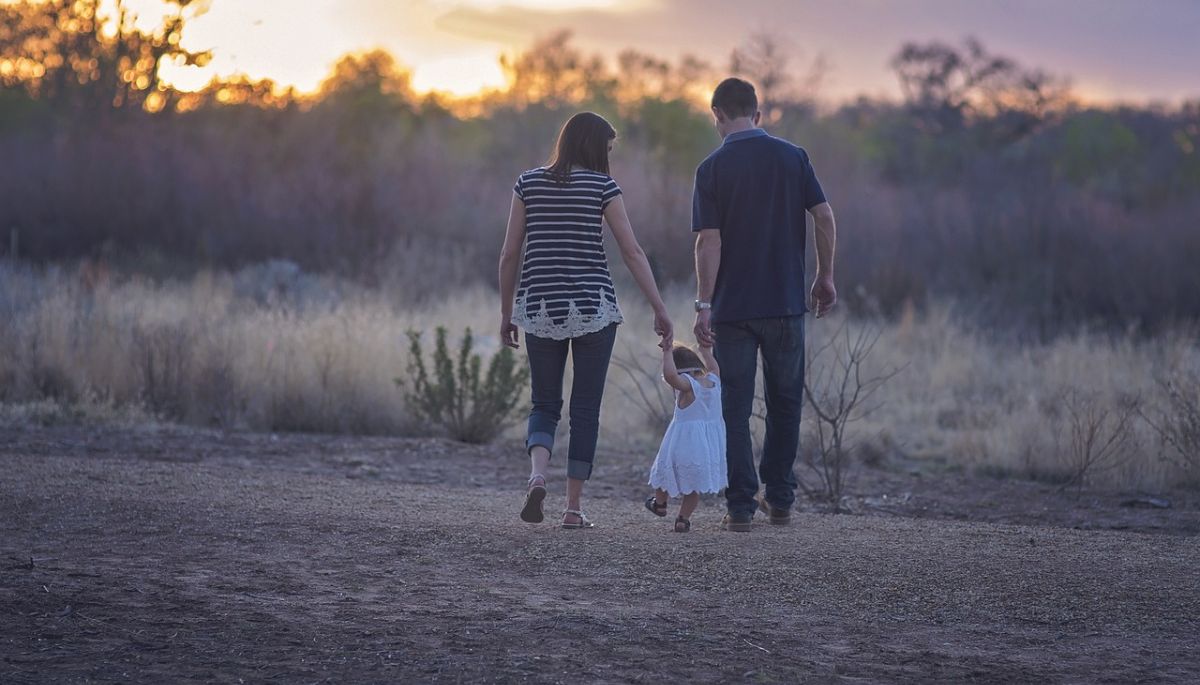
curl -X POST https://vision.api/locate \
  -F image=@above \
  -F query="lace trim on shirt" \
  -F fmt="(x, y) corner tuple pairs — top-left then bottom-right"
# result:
(512, 294), (624, 340)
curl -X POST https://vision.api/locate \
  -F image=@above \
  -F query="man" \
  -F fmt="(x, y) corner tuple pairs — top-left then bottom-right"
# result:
(692, 77), (838, 532)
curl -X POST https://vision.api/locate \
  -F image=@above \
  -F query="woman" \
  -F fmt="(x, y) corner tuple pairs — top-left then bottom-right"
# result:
(498, 111), (672, 529)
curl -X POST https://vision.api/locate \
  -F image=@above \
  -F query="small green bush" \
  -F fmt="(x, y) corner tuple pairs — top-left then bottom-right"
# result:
(398, 327), (529, 444)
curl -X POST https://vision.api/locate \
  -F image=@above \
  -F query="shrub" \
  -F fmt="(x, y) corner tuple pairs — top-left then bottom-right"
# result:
(1055, 388), (1139, 493)
(608, 345), (673, 435)
(801, 322), (902, 511)
(132, 322), (194, 420)
(398, 327), (529, 443)
(1142, 370), (1200, 478)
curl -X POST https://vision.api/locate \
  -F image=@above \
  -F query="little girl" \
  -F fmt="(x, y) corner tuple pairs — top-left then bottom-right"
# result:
(645, 341), (727, 532)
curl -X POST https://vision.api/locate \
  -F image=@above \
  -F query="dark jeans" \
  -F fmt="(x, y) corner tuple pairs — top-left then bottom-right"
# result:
(714, 316), (805, 516)
(524, 323), (617, 481)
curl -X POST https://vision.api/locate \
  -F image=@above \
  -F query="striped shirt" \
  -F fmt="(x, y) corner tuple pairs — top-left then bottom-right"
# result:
(511, 167), (624, 340)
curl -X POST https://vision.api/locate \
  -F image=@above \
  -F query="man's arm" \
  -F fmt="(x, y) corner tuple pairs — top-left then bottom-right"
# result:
(809, 201), (837, 317)
(693, 228), (721, 345)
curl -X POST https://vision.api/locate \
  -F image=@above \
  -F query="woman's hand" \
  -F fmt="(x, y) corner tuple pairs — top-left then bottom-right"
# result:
(501, 316), (520, 349)
(653, 308), (673, 347)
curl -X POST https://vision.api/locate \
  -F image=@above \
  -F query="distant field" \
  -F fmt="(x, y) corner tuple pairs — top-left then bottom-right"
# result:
(1, 261), (1197, 491)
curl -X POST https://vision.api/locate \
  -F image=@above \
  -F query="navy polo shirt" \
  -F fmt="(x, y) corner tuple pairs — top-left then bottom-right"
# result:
(692, 128), (827, 324)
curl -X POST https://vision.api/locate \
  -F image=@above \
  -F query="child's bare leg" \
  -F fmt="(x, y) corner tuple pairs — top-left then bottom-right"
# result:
(679, 492), (700, 521)
(654, 488), (669, 507)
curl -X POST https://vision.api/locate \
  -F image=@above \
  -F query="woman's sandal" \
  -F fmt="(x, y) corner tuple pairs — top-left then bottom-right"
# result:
(520, 475), (547, 523)
(644, 496), (668, 517)
(561, 509), (595, 529)
(673, 516), (691, 533)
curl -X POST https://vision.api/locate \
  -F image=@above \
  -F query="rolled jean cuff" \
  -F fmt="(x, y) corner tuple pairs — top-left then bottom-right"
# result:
(567, 459), (593, 481)
(526, 431), (555, 457)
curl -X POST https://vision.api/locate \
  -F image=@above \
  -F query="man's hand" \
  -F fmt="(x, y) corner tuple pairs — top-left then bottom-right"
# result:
(693, 309), (715, 347)
(810, 275), (837, 318)
(500, 316), (520, 349)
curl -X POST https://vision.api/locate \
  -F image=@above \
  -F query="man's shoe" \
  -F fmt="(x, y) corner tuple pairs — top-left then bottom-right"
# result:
(721, 511), (753, 532)
(757, 497), (792, 526)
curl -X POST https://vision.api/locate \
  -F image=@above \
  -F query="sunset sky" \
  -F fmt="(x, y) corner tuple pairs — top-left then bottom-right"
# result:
(128, 0), (1200, 103)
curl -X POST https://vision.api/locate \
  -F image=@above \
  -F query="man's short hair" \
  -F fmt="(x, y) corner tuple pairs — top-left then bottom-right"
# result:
(711, 78), (758, 119)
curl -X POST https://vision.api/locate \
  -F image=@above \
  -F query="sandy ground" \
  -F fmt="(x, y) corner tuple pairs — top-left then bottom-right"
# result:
(2, 425), (1198, 683)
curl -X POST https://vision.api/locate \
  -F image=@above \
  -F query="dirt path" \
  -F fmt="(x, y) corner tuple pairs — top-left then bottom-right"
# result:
(2, 427), (1198, 683)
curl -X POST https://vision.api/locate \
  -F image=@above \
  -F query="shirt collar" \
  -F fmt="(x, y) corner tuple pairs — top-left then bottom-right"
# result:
(722, 128), (768, 145)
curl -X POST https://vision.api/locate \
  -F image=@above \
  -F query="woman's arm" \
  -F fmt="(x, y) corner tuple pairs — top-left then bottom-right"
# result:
(603, 195), (672, 344)
(697, 344), (720, 378)
(498, 192), (526, 348)
(660, 340), (692, 393)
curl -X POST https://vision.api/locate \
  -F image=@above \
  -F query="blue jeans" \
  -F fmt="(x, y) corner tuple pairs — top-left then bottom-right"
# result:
(714, 316), (805, 516)
(524, 324), (617, 481)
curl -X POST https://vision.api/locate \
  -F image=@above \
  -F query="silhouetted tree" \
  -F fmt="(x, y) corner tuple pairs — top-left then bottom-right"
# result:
(730, 32), (826, 121)
(499, 31), (613, 107)
(176, 74), (296, 111)
(318, 50), (412, 105)
(0, 0), (211, 113)
(890, 37), (1069, 135)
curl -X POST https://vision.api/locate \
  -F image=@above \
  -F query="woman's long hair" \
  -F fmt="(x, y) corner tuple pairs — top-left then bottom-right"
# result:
(546, 112), (616, 182)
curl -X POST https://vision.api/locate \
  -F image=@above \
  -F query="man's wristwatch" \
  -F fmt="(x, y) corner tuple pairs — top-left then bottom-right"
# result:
(694, 300), (712, 312)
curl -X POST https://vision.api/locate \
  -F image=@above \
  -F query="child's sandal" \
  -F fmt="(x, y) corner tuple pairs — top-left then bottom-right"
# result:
(673, 516), (691, 533)
(644, 496), (668, 517)
(561, 509), (595, 529)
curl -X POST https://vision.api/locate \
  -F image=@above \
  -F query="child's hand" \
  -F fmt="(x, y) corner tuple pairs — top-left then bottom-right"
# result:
(658, 335), (671, 351)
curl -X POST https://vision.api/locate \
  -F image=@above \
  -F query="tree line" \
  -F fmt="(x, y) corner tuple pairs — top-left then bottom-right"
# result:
(1, 0), (1198, 335)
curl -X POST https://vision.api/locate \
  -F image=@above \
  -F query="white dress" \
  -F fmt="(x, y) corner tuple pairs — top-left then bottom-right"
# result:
(648, 373), (728, 497)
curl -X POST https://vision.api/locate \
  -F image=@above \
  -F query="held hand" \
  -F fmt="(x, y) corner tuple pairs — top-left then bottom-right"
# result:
(653, 309), (674, 347)
(500, 316), (520, 349)
(693, 309), (715, 347)
(810, 275), (837, 318)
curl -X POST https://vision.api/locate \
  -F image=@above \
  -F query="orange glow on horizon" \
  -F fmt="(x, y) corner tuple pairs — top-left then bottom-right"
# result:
(3, 0), (1196, 106)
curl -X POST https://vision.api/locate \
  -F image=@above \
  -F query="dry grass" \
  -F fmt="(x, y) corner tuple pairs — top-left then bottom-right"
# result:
(0, 262), (496, 436)
(1, 261), (1196, 491)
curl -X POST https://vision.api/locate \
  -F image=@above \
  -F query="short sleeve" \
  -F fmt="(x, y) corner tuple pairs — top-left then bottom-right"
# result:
(799, 150), (827, 209)
(600, 177), (621, 209)
(691, 162), (719, 232)
(513, 174), (525, 200)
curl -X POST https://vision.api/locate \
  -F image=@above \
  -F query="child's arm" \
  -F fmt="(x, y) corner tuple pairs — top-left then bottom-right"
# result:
(660, 341), (693, 393)
(698, 343), (720, 378)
